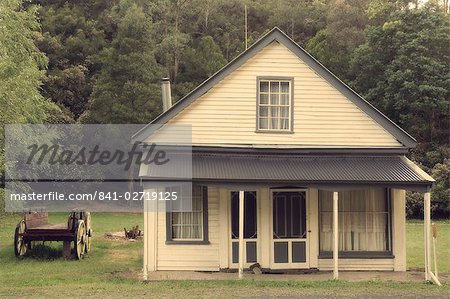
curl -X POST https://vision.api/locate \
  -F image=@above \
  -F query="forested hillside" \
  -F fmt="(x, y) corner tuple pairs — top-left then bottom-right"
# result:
(1, 0), (449, 217)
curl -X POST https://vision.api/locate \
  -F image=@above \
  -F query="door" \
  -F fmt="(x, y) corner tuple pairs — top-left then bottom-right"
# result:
(229, 191), (258, 267)
(271, 190), (309, 269)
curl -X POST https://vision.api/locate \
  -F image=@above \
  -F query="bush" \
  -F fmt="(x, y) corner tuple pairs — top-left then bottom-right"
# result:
(406, 191), (423, 219)
(406, 159), (450, 219)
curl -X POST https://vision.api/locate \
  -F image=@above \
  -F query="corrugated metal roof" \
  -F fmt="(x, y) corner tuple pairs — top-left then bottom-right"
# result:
(144, 154), (432, 186)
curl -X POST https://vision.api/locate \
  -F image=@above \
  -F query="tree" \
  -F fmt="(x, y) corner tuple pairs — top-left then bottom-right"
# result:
(179, 35), (227, 83)
(430, 158), (450, 218)
(350, 4), (450, 151)
(34, 1), (111, 121)
(81, 1), (162, 124)
(153, 0), (193, 83)
(0, 0), (59, 212)
(307, 0), (370, 79)
(267, 0), (327, 46)
(193, 0), (246, 61)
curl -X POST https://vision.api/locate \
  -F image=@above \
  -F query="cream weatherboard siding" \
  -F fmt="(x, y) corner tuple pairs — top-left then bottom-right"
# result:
(317, 258), (394, 271)
(154, 186), (220, 271)
(145, 187), (406, 272)
(159, 41), (402, 147)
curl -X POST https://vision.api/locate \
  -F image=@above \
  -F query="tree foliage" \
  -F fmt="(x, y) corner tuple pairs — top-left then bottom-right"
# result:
(2, 0), (449, 217)
(350, 3), (449, 164)
(81, 1), (162, 124)
(307, 0), (370, 78)
(0, 0), (60, 213)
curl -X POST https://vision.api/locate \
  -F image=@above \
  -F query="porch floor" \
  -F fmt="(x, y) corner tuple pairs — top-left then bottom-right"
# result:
(145, 270), (449, 283)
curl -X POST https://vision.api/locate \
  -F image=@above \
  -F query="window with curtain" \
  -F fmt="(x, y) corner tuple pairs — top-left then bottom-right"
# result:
(257, 79), (292, 131)
(168, 185), (207, 241)
(319, 188), (390, 253)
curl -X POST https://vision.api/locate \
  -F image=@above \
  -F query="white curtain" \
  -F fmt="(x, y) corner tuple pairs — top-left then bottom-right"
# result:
(270, 106), (279, 129)
(171, 185), (203, 239)
(319, 188), (388, 252)
(280, 81), (290, 130)
(319, 192), (333, 251)
(280, 106), (289, 130)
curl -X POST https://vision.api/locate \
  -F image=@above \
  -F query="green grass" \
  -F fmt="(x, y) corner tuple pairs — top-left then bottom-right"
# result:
(406, 219), (450, 273)
(0, 213), (449, 298)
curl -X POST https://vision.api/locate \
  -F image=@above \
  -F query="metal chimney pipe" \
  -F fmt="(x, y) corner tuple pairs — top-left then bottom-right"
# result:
(161, 78), (172, 112)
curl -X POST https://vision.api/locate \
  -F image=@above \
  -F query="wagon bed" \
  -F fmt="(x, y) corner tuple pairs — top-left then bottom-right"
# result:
(14, 210), (92, 259)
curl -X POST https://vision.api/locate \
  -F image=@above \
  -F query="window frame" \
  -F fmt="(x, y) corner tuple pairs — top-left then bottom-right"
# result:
(166, 185), (209, 245)
(256, 76), (294, 133)
(318, 188), (393, 259)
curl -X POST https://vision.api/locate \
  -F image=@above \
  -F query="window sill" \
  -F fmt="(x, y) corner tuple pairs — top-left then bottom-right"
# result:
(255, 129), (294, 134)
(165, 240), (210, 245)
(318, 252), (394, 259)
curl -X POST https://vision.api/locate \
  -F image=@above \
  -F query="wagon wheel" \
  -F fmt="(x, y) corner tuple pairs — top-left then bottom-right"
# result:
(84, 212), (92, 253)
(14, 220), (28, 257)
(74, 220), (86, 260)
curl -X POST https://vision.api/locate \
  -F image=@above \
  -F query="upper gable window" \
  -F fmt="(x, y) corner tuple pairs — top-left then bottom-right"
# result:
(257, 78), (293, 132)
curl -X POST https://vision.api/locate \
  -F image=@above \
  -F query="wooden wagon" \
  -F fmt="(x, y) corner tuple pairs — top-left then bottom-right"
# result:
(14, 210), (92, 260)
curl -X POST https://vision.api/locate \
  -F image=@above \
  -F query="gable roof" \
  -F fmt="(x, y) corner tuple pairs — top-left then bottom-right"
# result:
(133, 27), (416, 148)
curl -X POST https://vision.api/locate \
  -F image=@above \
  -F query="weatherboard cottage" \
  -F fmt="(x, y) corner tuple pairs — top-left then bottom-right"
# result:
(133, 28), (436, 281)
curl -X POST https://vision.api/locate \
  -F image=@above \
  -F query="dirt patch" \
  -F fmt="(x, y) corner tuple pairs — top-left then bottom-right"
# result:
(104, 231), (143, 242)
(110, 268), (142, 281)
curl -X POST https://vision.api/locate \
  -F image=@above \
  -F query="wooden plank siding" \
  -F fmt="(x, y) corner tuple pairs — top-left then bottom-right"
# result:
(146, 186), (406, 272)
(317, 258), (395, 271)
(161, 41), (401, 147)
(155, 186), (220, 271)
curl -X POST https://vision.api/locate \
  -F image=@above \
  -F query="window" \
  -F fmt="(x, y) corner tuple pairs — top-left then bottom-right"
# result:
(231, 191), (257, 239)
(273, 191), (306, 239)
(230, 191), (258, 264)
(257, 79), (292, 131)
(319, 188), (391, 255)
(166, 185), (208, 243)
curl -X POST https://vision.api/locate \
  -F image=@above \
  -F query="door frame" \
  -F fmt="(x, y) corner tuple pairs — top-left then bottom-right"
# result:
(270, 188), (310, 269)
(228, 190), (261, 268)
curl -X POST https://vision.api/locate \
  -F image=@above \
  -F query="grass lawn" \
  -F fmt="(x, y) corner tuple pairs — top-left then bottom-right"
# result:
(406, 219), (450, 273)
(0, 213), (449, 298)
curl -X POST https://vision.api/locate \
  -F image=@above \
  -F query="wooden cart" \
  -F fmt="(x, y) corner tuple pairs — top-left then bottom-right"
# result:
(14, 210), (92, 260)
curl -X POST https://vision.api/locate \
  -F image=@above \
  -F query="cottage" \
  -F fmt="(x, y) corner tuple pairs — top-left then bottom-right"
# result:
(133, 28), (436, 282)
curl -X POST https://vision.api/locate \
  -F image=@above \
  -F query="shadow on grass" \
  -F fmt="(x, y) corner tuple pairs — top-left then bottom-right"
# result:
(26, 244), (63, 260)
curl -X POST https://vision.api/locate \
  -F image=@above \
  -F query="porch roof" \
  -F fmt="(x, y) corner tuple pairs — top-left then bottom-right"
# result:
(142, 153), (434, 191)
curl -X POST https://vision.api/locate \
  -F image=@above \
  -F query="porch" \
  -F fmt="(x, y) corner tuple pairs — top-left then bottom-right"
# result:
(143, 270), (450, 283)
(142, 150), (437, 284)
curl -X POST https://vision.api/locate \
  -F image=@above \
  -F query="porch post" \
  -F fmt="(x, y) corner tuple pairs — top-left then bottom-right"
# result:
(424, 192), (431, 281)
(143, 200), (148, 280)
(423, 191), (441, 285)
(238, 190), (245, 279)
(333, 191), (339, 280)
